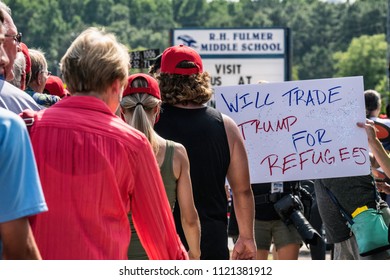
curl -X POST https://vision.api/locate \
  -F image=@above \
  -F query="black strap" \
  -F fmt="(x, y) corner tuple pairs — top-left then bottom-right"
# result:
(325, 188), (354, 225)
(326, 181), (381, 226)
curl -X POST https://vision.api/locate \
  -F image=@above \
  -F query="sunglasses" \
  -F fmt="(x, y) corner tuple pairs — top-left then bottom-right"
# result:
(5, 32), (22, 44)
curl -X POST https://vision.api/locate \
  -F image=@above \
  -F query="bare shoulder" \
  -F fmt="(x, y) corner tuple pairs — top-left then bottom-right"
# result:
(171, 141), (190, 179)
(173, 142), (189, 162)
(222, 113), (241, 142)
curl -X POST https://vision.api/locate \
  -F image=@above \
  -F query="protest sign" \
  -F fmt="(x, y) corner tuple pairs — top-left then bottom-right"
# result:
(215, 76), (370, 183)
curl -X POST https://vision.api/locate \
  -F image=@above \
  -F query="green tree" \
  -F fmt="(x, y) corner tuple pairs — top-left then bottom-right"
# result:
(173, 0), (207, 27)
(333, 34), (387, 91)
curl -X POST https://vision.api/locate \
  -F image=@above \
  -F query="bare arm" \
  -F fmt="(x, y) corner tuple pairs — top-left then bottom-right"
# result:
(0, 217), (41, 260)
(131, 139), (188, 260)
(174, 143), (201, 260)
(223, 114), (256, 260)
(358, 120), (390, 177)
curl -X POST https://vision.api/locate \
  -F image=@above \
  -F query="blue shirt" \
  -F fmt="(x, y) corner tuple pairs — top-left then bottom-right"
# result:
(0, 108), (47, 257)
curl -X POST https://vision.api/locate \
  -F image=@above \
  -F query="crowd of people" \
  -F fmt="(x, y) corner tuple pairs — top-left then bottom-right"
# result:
(1, 0), (390, 261)
(0, 1), (256, 260)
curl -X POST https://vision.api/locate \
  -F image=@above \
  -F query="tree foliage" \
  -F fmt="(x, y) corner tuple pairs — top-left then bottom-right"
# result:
(4, 0), (388, 92)
(334, 34), (387, 91)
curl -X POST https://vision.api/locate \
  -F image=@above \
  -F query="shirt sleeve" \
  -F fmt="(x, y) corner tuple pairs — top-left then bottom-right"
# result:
(130, 137), (188, 260)
(0, 109), (48, 223)
(32, 93), (60, 107)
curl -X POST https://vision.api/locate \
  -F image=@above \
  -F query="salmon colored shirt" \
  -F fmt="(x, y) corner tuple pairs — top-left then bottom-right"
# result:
(28, 96), (187, 260)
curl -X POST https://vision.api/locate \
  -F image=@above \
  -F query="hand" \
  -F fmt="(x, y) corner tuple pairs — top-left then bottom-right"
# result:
(376, 181), (390, 194)
(231, 237), (256, 260)
(357, 119), (378, 143)
(188, 250), (200, 260)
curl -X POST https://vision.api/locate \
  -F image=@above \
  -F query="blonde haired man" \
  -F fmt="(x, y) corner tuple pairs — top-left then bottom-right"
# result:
(28, 28), (187, 260)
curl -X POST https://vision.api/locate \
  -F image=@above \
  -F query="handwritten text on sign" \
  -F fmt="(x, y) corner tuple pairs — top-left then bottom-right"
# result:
(214, 76), (370, 183)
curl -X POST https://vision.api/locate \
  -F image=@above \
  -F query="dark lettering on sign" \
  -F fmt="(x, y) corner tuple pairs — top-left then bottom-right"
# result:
(238, 76), (252, 84)
(238, 116), (298, 140)
(220, 91), (275, 113)
(201, 43), (238, 51)
(209, 33), (227, 41)
(291, 129), (332, 152)
(282, 86), (342, 106)
(260, 147), (368, 176)
(211, 76), (222, 86)
(241, 43), (282, 51)
(129, 49), (160, 69)
(215, 64), (242, 75)
(233, 32), (273, 40)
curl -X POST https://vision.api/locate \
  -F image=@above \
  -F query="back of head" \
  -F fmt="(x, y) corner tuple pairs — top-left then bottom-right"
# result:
(159, 45), (211, 105)
(364, 89), (381, 118)
(44, 75), (66, 98)
(28, 49), (47, 85)
(60, 27), (129, 95)
(121, 73), (161, 153)
(161, 45), (203, 75)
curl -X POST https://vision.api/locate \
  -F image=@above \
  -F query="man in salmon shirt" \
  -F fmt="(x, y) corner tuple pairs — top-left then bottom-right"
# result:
(27, 28), (187, 260)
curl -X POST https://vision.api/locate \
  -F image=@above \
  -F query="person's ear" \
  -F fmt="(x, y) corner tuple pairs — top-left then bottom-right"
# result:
(111, 79), (122, 96)
(154, 106), (161, 124)
(37, 72), (43, 86)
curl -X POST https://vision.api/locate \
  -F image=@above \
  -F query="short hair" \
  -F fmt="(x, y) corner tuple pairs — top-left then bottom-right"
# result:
(9, 52), (25, 89)
(0, 2), (11, 16)
(60, 27), (129, 95)
(364, 89), (381, 118)
(0, 1), (11, 32)
(121, 77), (161, 154)
(28, 49), (47, 84)
(158, 61), (212, 105)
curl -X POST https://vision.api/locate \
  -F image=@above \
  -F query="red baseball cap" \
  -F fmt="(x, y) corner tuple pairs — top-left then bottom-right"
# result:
(160, 45), (203, 75)
(123, 73), (160, 100)
(19, 43), (31, 74)
(44, 75), (66, 98)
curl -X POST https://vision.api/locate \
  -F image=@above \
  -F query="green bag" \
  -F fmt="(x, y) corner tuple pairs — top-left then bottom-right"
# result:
(350, 208), (390, 257)
(326, 188), (390, 257)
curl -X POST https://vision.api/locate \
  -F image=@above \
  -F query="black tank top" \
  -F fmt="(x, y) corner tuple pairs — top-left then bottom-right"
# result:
(155, 104), (231, 259)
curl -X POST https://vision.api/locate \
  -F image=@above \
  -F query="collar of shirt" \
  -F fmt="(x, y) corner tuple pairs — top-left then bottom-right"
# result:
(54, 95), (116, 117)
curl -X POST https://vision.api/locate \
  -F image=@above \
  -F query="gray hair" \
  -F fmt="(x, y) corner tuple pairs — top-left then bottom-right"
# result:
(0, 1), (11, 15)
(9, 52), (25, 89)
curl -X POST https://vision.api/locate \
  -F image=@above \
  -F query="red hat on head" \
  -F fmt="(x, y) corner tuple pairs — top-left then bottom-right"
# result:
(19, 43), (31, 74)
(44, 75), (66, 98)
(160, 45), (203, 75)
(123, 73), (160, 100)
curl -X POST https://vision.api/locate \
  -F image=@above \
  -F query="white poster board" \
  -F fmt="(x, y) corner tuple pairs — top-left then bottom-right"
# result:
(214, 76), (370, 183)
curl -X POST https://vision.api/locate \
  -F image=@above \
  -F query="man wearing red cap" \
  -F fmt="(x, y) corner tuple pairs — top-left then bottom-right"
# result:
(155, 45), (256, 260)
(44, 75), (68, 98)
(0, 1), (41, 113)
